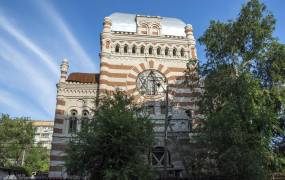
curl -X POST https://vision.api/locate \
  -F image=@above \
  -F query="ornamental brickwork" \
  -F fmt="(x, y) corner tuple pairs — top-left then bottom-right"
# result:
(49, 12), (200, 178)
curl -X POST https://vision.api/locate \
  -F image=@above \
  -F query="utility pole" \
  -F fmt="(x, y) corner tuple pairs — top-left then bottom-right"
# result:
(163, 85), (169, 178)
(21, 148), (26, 166)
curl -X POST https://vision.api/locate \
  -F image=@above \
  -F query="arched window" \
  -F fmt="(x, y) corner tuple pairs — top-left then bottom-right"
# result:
(141, 24), (148, 35)
(132, 45), (136, 54)
(149, 46), (153, 55)
(124, 44), (128, 53)
(140, 46), (145, 54)
(69, 109), (78, 133)
(81, 110), (90, 129)
(115, 44), (120, 53)
(151, 25), (159, 36)
(165, 47), (169, 56)
(157, 47), (161, 55)
(173, 48), (177, 56)
(181, 48), (185, 57)
(137, 70), (166, 96)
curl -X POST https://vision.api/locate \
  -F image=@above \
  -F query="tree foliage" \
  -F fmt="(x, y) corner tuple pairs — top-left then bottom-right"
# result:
(197, 0), (285, 179)
(0, 114), (50, 176)
(65, 91), (155, 180)
(0, 114), (34, 167)
(24, 146), (50, 176)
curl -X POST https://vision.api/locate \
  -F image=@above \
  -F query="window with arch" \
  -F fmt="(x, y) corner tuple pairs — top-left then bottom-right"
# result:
(132, 45), (136, 54)
(81, 110), (90, 129)
(173, 48), (177, 56)
(181, 48), (185, 57)
(141, 24), (148, 35)
(69, 109), (78, 133)
(136, 70), (166, 96)
(165, 47), (169, 56)
(151, 25), (159, 36)
(115, 44), (120, 53)
(149, 46), (153, 55)
(140, 46), (145, 54)
(157, 47), (161, 55)
(124, 44), (128, 53)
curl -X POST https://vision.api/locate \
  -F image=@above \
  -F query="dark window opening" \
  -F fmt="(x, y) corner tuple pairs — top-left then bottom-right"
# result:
(165, 48), (169, 56)
(124, 45), (128, 53)
(69, 110), (78, 133)
(149, 47), (153, 55)
(161, 104), (166, 114)
(132, 46), (136, 54)
(115, 45), (120, 53)
(157, 47), (161, 55)
(147, 105), (155, 115)
(81, 110), (89, 128)
(141, 46), (145, 54)
(181, 48), (185, 57)
(173, 48), (177, 56)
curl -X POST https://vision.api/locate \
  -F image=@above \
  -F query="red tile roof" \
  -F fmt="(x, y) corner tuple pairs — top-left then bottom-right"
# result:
(67, 73), (99, 84)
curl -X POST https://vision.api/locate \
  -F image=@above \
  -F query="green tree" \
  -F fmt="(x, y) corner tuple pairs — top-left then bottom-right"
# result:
(65, 91), (155, 180)
(0, 114), (50, 176)
(0, 114), (34, 167)
(197, 0), (285, 179)
(23, 145), (50, 176)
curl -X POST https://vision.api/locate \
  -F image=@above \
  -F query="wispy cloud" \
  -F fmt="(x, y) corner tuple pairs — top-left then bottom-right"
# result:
(38, 1), (96, 71)
(0, 88), (25, 112)
(0, 14), (59, 77)
(0, 37), (55, 117)
(0, 88), (49, 119)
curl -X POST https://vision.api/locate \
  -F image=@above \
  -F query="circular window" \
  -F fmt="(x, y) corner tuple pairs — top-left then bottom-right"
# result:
(136, 70), (166, 96)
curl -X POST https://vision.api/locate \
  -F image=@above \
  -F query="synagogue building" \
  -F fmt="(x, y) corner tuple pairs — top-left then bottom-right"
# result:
(49, 12), (200, 178)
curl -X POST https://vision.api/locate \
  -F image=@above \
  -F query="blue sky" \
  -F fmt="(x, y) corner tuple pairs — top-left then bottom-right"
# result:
(0, 0), (284, 120)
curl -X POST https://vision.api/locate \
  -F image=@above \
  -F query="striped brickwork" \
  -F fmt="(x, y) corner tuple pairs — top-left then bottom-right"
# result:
(49, 98), (66, 178)
(49, 14), (200, 178)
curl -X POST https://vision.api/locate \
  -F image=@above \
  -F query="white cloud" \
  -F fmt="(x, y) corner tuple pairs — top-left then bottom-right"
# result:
(0, 38), (56, 116)
(0, 87), (52, 119)
(0, 15), (59, 77)
(38, 1), (96, 71)
(0, 88), (25, 112)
